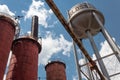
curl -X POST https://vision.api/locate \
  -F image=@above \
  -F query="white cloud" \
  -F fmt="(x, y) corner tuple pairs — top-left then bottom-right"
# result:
(98, 39), (120, 79)
(38, 32), (72, 65)
(0, 4), (15, 16)
(79, 58), (86, 65)
(99, 39), (113, 57)
(47, 20), (59, 28)
(59, 34), (72, 56)
(73, 75), (78, 80)
(22, 0), (53, 28)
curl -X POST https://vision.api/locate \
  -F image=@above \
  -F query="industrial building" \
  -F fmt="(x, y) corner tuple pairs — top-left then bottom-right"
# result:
(0, 11), (67, 80)
(0, 0), (120, 80)
(0, 14), (42, 80)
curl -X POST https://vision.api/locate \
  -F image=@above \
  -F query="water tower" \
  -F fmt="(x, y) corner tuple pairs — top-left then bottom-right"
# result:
(68, 2), (120, 80)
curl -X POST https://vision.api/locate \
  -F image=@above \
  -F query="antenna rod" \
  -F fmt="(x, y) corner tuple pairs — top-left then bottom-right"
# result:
(31, 15), (38, 40)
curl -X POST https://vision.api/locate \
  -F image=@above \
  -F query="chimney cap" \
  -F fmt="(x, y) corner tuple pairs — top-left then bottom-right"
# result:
(12, 37), (42, 53)
(0, 12), (19, 34)
(45, 61), (66, 70)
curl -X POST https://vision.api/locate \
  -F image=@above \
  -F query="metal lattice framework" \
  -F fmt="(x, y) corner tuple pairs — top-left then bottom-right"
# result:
(45, 0), (120, 80)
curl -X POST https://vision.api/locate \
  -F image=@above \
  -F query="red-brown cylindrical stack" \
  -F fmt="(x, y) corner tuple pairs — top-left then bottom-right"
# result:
(45, 61), (67, 80)
(6, 37), (41, 80)
(0, 14), (16, 80)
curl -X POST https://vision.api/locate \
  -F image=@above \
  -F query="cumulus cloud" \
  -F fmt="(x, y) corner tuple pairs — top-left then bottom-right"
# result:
(98, 39), (120, 79)
(0, 4), (15, 16)
(79, 58), (86, 65)
(73, 75), (78, 80)
(22, 0), (53, 28)
(99, 39), (113, 57)
(38, 32), (72, 65)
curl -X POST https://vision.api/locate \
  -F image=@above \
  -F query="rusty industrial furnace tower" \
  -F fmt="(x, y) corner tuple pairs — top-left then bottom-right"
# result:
(45, 61), (67, 80)
(0, 12), (18, 80)
(6, 16), (41, 80)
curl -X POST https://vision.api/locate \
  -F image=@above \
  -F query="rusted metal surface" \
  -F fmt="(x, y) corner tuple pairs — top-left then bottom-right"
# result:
(6, 37), (41, 80)
(45, 61), (66, 80)
(45, 0), (106, 79)
(0, 14), (16, 80)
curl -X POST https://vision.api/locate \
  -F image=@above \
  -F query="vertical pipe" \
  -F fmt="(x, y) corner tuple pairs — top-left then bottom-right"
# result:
(80, 40), (94, 80)
(31, 15), (38, 40)
(0, 14), (16, 80)
(73, 40), (82, 80)
(86, 30), (110, 80)
(83, 54), (94, 80)
(45, 0), (106, 79)
(93, 12), (120, 62)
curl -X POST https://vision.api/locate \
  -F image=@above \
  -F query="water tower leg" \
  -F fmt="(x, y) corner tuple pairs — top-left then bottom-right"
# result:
(93, 12), (120, 62)
(86, 30), (110, 80)
(80, 40), (94, 80)
(73, 40), (82, 80)
(82, 53), (94, 80)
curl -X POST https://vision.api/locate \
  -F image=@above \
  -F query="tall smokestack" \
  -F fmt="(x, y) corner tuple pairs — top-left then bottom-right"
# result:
(6, 15), (41, 80)
(45, 61), (67, 80)
(6, 37), (41, 80)
(0, 13), (17, 80)
(31, 15), (38, 40)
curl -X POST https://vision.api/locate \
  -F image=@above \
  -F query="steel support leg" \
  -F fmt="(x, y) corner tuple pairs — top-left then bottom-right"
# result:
(83, 54), (94, 80)
(73, 40), (82, 80)
(86, 30), (110, 80)
(93, 12), (120, 62)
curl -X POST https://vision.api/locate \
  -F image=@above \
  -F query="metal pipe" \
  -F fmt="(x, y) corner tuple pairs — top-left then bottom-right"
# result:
(109, 72), (120, 77)
(80, 40), (94, 80)
(80, 52), (116, 67)
(86, 30), (110, 80)
(45, 0), (106, 79)
(93, 12), (120, 62)
(80, 69), (91, 80)
(73, 40), (82, 80)
(31, 15), (39, 40)
(83, 54), (94, 80)
(45, 0), (92, 63)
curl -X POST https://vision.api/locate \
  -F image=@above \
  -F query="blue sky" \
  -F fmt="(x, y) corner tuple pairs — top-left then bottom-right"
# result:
(0, 0), (120, 80)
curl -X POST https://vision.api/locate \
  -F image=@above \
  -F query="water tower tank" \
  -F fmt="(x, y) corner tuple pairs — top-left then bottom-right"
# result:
(68, 3), (104, 39)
